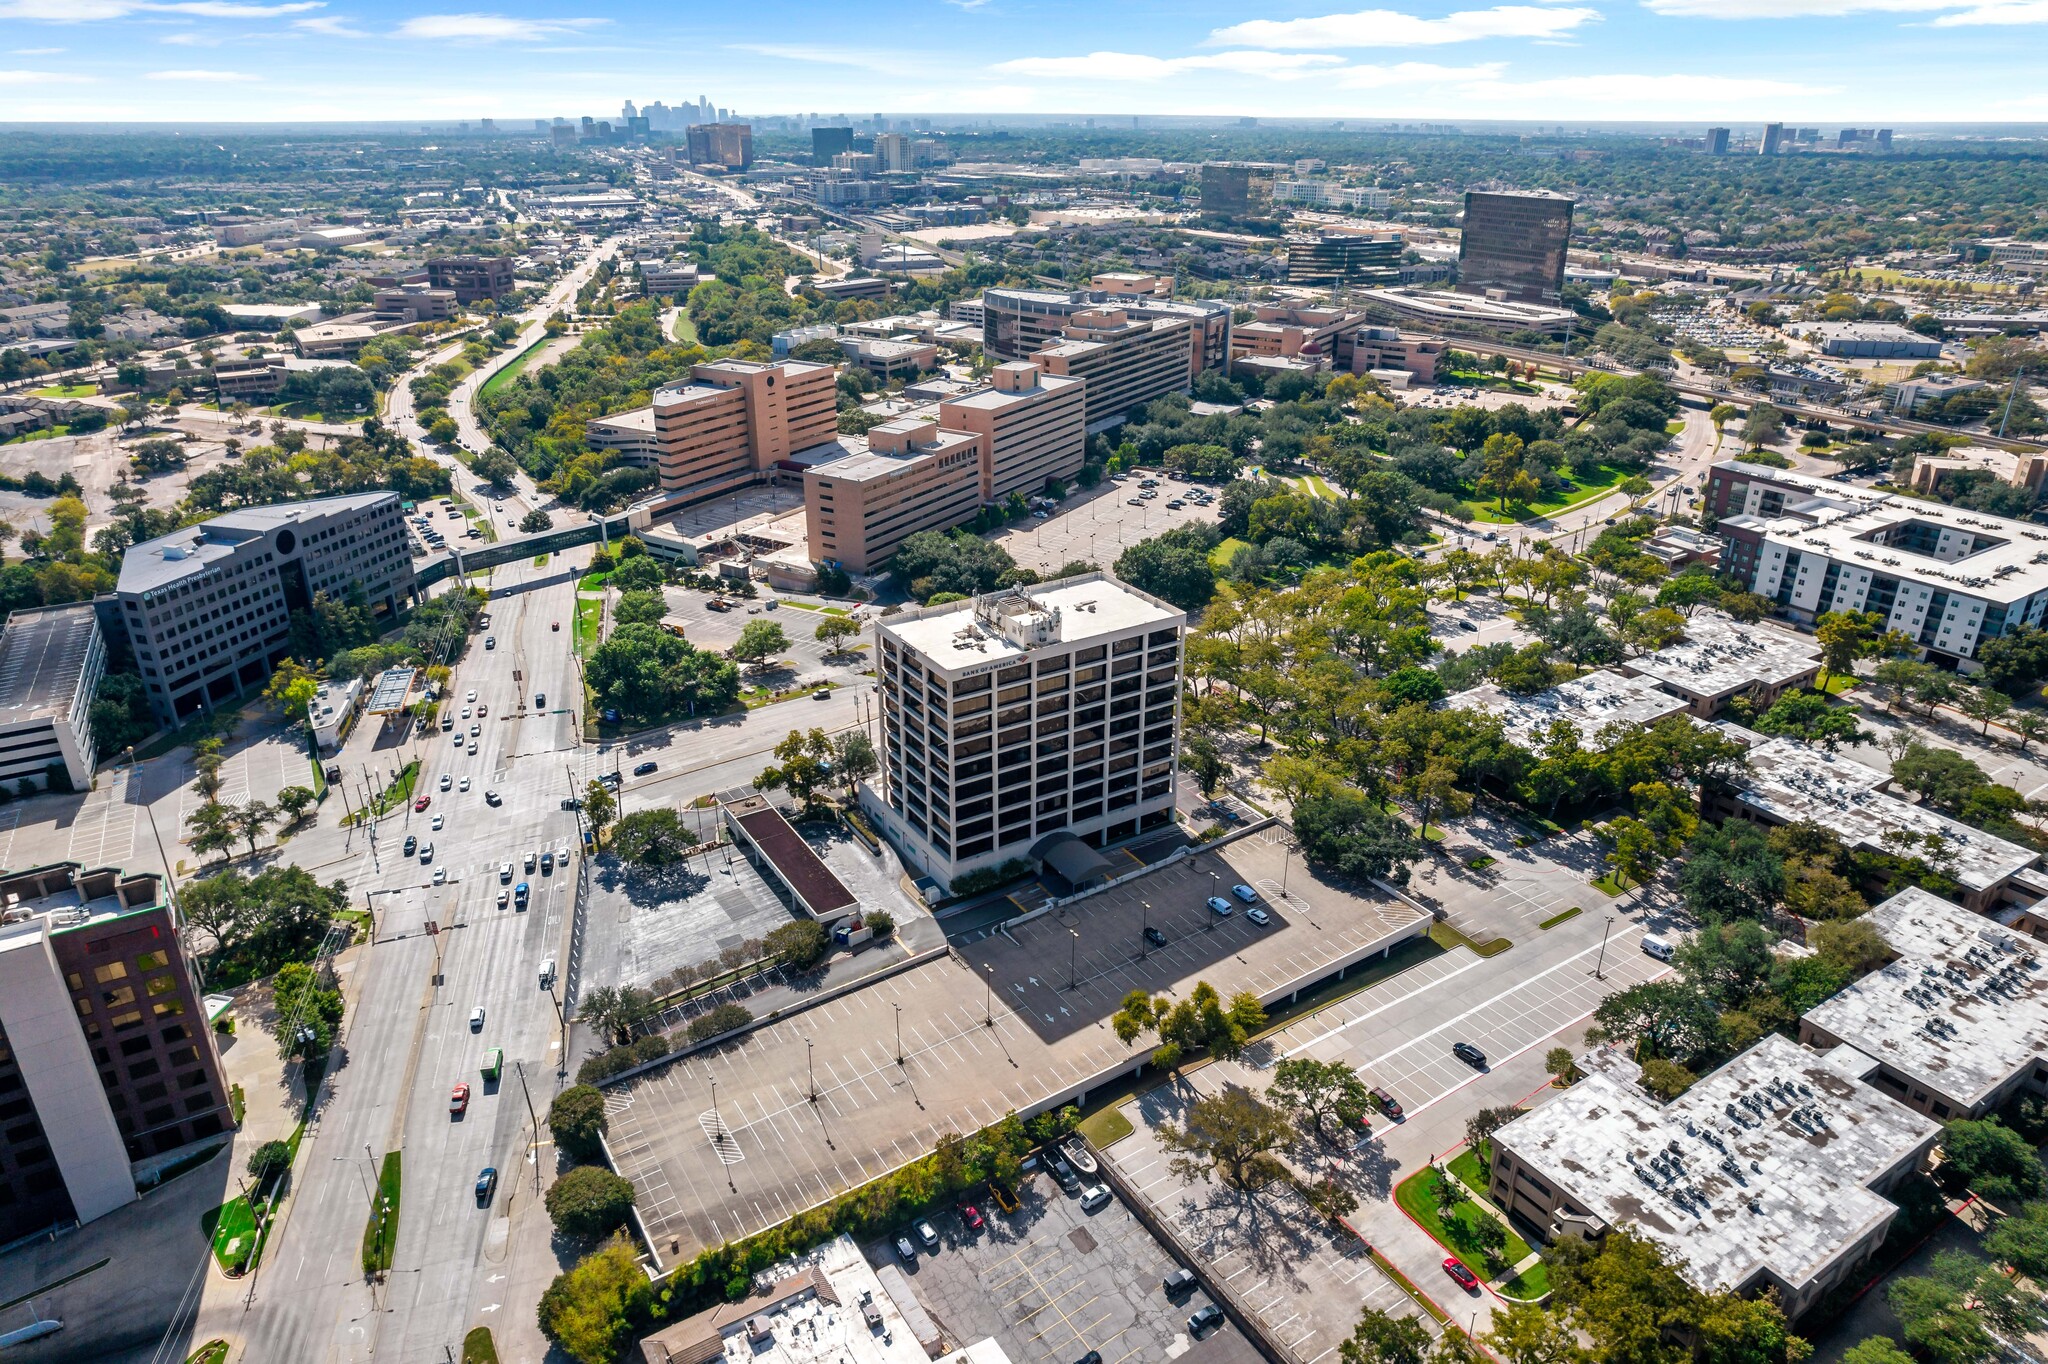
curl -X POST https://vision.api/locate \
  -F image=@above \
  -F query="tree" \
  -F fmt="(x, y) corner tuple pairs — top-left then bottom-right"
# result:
(247, 1139), (293, 1189)
(1115, 525), (1219, 611)
(1293, 786), (1425, 885)
(1977, 624), (2048, 699)
(1813, 609), (1905, 690)
(1604, 815), (1664, 889)
(538, 1237), (652, 1364)
(263, 657), (321, 722)
(1678, 821), (1783, 921)
(1403, 752), (1470, 838)
(1983, 1198), (2048, 1281)
(521, 509), (553, 533)
(1269, 1057), (1373, 1144)
(1752, 692), (1870, 752)
(1957, 686), (2012, 738)
(548, 1085), (610, 1162)
(814, 614), (862, 653)
(576, 985), (657, 1046)
(766, 919), (831, 971)
(1159, 1087), (1294, 1193)
(1464, 1105), (1523, 1160)
(546, 1166), (637, 1239)
(1544, 1047), (1577, 1086)
(833, 729), (878, 795)
(730, 618), (789, 669)
(1339, 1307), (1435, 1364)
(1592, 980), (1724, 1063)
(1837, 1341), (1914, 1364)
(275, 785), (316, 826)
(1708, 403), (1739, 447)
(612, 589), (665, 626)
(231, 799), (275, 857)
(609, 555), (665, 591)
(608, 808), (698, 867)
(270, 960), (344, 1058)
(472, 447), (519, 488)
(586, 624), (740, 723)
(582, 780), (617, 839)
(1639, 1058), (1698, 1101)
(1939, 1117), (2045, 1202)
(1886, 1272), (1996, 1364)
(1742, 403), (1786, 450)
(1484, 1299), (1590, 1364)
(757, 727), (835, 809)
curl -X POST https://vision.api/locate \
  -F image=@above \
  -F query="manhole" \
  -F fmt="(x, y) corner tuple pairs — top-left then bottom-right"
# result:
(1068, 1228), (1097, 1254)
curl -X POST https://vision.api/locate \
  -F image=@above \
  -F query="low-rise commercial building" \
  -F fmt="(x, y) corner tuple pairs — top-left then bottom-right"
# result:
(1272, 181), (1391, 212)
(371, 284), (458, 322)
(980, 287), (1231, 374)
(220, 302), (324, 330)
(0, 862), (232, 1243)
(1228, 305), (1445, 383)
(642, 261), (702, 296)
(1885, 373), (1988, 415)
(210, 355), (359, 402)
(1619, 612), (1821, 717)
(1449, 670), (1687, 752)
(0, 604), (104, 791)
(1911, 445), (2048, 498)
(838, 336), (939, 382)
(1285, 228), (1402, 288)
(115, 493), (414, 724)
(306, 674), (365, 752)
(811, 276), (890, 302)
(1357, 286), (1576, 336)
(426, 255), (514, 303)
(293, 321), (385, 360)
(803, 418), (984, 573)
(1794, 321), (1943, 359)
(1801, 886), (2048, 1121)
(1488, 1033), (1940, 1321)
(865, 574), (1185, 886)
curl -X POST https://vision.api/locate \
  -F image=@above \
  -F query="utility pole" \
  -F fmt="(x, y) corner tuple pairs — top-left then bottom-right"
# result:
(514, 1061), (541, 1193)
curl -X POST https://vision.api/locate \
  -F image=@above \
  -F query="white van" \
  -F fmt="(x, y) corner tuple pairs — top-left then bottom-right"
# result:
(1642, 935), (1675, 962)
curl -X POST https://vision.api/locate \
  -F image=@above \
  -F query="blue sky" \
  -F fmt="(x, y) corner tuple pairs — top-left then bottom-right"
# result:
(0, 0), (2043, 125)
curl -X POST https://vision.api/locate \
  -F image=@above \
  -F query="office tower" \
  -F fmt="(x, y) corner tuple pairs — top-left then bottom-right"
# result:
(116, 495), (413, 725)
(427, 255), (513, 302)
(937, 361), (1088, 501)
(1706, 127), (1730, 155)
(686, 123), (753, 169)
(1199, 163), (1257, 215)
(0, 863), (232, 1242)
(1760, 122), (1786, 155)
(869, 573), (1186, 886)
(1456, 190), (1574, 306)
(650, 360), (837, 499)
(874, 132), (909, 173)
(1285, 229), (1403, 287)
(621, 100), (637, 121)
(1877, 128), (1893, 150)
(803, 419), (986, 573)
(1032, 310), (1210, 428)
(812, 126), (854, 164)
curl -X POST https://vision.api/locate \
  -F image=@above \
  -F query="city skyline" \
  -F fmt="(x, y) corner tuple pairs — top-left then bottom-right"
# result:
(0, 0), (2045, 124)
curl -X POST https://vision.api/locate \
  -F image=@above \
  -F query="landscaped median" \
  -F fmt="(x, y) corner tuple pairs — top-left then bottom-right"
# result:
(361, 1150), (402, 1276)
(345, 760), (421, 825)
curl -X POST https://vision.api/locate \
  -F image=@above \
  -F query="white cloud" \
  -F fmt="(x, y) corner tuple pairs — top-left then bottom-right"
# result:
(728, 43), (930, 76)
(993, 49), (1346, 80)
(147, 66), (258, 78)
(393, 12), (604, 41)
(292, 13), (365, 34)
(1458, 72), (1833, 101)
(1933, 1), (2048, 22)
(0, 67), (90, 81)
(161, 31), (221, 44)
(1640, 0), (1948, 13)
(0, 0), (318, 17)
(1207, 5), (1599, 48)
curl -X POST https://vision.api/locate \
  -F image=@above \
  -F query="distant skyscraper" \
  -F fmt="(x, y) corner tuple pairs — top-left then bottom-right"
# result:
(1877, 128), (1893, 150)
(1760, 122), (1786, 155)
(622, 100), (637, 121)
(1456, 190), (1573, 305)
(812, 126), (854, 164)
(1706, 126), (1730, 155)
(1199, 163), (1258, 216)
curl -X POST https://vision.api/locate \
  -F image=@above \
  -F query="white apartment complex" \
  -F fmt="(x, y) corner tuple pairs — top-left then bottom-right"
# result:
(864, 575), (1186, 886)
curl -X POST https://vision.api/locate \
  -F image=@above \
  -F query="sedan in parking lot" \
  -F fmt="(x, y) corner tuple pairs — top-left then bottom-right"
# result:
(1245, 907), (1270, 927)
(959, 1202), (983, 1231)
(1443, 1257), (1479, 1291)
(895, 1233), (917, 1262)
(1452, 1042), (1488, 1069)
(1143, 925), (1168, 947)
(1188, 1305), (1226, 1337)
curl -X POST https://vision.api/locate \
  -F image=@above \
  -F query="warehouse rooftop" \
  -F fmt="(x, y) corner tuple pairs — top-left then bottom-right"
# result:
(1625, 613), (1822, 701)
(1449, 670), (1687, 752)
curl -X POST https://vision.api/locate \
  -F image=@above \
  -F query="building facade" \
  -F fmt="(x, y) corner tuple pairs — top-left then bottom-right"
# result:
(115, 493), (415, 724)
(0, 863), (232, 1243)
(648, 359), (839, 501)
(866, 574), (1185, 885)
(425, 256), (514, 303)
(1284, 229), (1402, 288)
(0, 604), (105, 791)
(1032, 309), (1203, 426)
(979, 288), (1231, 373)
(1456, 190), (1574, 305)
(937, 361), (1088, 501)
(804, 420), (985, 574)
(686, 123), (754, 170)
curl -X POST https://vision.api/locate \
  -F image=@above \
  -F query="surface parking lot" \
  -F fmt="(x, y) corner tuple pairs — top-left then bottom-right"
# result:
(873, 1169), (1261, 1364)
(988, 479), (1223, 576)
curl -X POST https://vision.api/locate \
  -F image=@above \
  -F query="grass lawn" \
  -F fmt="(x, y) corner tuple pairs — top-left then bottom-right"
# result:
(1539, 907), (1582, 930)
(479, 336), (549, 401)
(1209, 536), (1253, 569)
(671, 310), (700, 346)
(1394, 1166), (1534, 1280)
(578, 568), (612, 592)
(361, 1150), (402, 1275)
(1500, 1262), (1553, 1299)
(202, 1195), (260, 1273)
(462, 1327), (501, 1364)
(1078, 1106), (1134, 1149)
(575, 596), (603, 656)
(1448, 1147), (1492, 1198)
(1465, 462), (1632, 526)
(349, 760), (420, 824)
(1429, 920), (1512, 958)
(185, 1343), (231, 1364)
(32, 383), (97, 398)
(1818, 673), (1858, 695)
(1591, 871), (1633, 897)
(2, 424), (74, 444)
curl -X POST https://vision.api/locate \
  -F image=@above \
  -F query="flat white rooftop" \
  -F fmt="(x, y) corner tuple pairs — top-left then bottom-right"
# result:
(1720, 731), (2038, 896)
(1450, 670), (1687, 752)
(1625, 612), (1820, 699)
(882, 572), (1182, 675)
(1496, 1033), (1940, 1299)
(1804, 886), (2048, 1114)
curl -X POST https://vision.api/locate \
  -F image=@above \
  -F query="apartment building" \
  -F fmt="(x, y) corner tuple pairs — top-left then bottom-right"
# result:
(1033, 309), (1202, 426)
(0, 604), (105, 792)
(1284, 229), (1403, 288)
(649, 359), (838, 501)
(864, 574), (1186, 885)
(115, 493), (414, 724)
(1457, 190), (1574, 305)
(804, 419), (985, 573)
(0, 863), (231, 1242)
(938, 361), (1088, 501)
(425, 255), (514, 304)
(1705, 460), (2048, 668)
(980, 287), (1231, 375)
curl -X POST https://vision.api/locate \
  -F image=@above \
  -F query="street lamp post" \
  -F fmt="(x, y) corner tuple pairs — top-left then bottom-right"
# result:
(1595, 915), (1614, 980)
(805, 1037), (817, 1103)
(983, 963), (994, 1027)
(1140, 900), (1152, 958)
(1068, 927), (1080, 991)
(892, 1003), (904, 1065)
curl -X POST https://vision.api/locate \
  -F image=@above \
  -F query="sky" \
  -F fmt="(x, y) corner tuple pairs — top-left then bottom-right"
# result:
(0, 0), (2044, 126)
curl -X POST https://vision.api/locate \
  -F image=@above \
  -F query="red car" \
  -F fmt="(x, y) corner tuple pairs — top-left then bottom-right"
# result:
(959, 1203), (984, 1231)
(450, 1082), (470, 1115)
(414, 795), (432, 812)
(1443, 1257), (1479, 1291)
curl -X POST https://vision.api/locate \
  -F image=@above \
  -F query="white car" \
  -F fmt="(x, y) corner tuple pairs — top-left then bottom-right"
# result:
(466, 689), (477, 702)
(461, 706), (472, 720)
(459, 777), (471, 792)
(432, 867), (448, 885)
(431, 814), (444, 831)
(439, 773), (453, 791)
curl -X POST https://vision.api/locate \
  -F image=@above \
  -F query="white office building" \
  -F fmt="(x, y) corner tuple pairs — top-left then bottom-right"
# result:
(864, 574), (1185, 887)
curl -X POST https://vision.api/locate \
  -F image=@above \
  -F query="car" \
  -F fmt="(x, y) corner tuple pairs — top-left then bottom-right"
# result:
(1166, 499), (1184, 509)
(1443, 1257), (1479, 1291)
(599, 770), (621, 788)
(514, 883), (529, 905)
(466, 690), (477, 703)
(746, 606), (759, 614)
(468, 724), (480, 737)
(404, 835), (418, 856)
(1079, 1184), (1111, 1212)
(1143, 925), (1168, 947)
(1457, 619), (1479, 633)
(1162, 1268), (1198, 1296)
(959, 1203), (983, 1231)
(477, 704), (487, 717)
(419, 842), (435, 862)
(1188, 1305), (1226, 1337)
(1604, 516), (1617, 525)
(633, 761), (657, 776)
(497, 890), (509, 909)
(450, 1082), (469, 1115)
(541, 851), (554, 872)
(895, 1234), (917, 1262)
(1031, 509), (1050, 520)
(1075, 1352), (1102, 1364)
(484, 637), (496, 651)
(915, 1218), (939, 1249)
(1230, 883), (1258, 904)
(552, 620), (560, 631)
(459, 777), (471, 792)
(525, 851), (537, 871)
(500, 861), (513, 882)
(439, 773), (454, 791)
(461, 707), (472, 720)
(1370, 1087), (1403, 1119)
(1245, 907), (1271, 927)
(1452, 1042), (1488, 1068)
(485, 790), (502, 806)
(431, 814), (444, 831)
(475, 1167), (498, 1204)
(451, 734), (464, 748)
(470, 1006), (485, 1030)
(534, 693), (545, 708)
(1205, 896), (1233, 916)
(1127, 497), (1146, 506)
(432, 867), (448, 885)
(414, 795), (432, 812)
